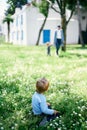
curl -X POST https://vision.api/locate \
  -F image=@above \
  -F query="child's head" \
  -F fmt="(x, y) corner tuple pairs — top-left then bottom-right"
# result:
(46, 42), (50, 46)
(36, 78), (49, 93)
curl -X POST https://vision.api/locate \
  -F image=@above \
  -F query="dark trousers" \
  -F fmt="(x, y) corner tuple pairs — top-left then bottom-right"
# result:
(45, 105), (60, 121)
(56, 39), (61, 55)
(47, 46), (51, 55)
(36, 106), (60, 126)
(46, 112), (60, 121)
(39, 113), (60, 127)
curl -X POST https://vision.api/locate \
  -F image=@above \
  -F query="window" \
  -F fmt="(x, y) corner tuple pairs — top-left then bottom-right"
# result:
(17, 31), (19, 40)
(21, 15), (23, 25)
(21, 30), (24, 40)
(16, 16), (18, 26)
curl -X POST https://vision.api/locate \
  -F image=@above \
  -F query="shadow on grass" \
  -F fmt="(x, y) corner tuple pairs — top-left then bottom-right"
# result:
(67, 44), (87, 50)
(60, 53), (87, 59)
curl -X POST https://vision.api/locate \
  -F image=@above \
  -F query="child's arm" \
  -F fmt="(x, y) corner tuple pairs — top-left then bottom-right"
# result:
(40, 97), (56, 115)
(47, 102), (50, 106)
(54, 110), (58, 115)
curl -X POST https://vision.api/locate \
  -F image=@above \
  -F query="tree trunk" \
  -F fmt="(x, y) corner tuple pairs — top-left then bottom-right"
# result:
(78, 21), (85, 47)
(7, 21), (10, 42)
(36, 16), (47, 45)
(77, 0), (85, 47)
(60, 0), (67, 51)
(61, 14), (67, 51)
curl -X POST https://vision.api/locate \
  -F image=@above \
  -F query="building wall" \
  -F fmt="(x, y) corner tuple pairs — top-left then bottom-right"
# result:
(26, 6), (42, 45)
(10, 7), (27, 45)
(9, 5), (80, 45)
(67, 20), (79, 44)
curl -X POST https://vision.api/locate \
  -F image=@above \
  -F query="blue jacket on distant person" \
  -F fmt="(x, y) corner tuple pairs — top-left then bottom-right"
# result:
(54, 29), (64, 46)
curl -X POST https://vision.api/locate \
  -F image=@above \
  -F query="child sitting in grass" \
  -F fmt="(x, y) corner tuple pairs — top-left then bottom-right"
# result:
(32, 78), (60, 125)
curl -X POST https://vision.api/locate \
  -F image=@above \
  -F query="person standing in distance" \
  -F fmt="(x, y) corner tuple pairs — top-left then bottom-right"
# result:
(54, 25), (64, 56)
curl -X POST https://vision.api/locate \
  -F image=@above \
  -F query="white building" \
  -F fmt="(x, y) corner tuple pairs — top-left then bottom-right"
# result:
(9, 4), (79, 45)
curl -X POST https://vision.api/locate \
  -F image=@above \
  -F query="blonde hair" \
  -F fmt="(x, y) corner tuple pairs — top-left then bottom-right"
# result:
(36, 78), (49, 93)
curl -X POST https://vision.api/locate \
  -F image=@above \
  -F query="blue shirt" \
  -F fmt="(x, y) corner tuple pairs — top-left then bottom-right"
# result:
(32, 92), (54, 115)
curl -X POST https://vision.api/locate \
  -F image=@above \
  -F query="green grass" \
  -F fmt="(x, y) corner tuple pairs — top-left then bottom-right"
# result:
(0, 36), (5, 44)
(0, 44), (87, 130)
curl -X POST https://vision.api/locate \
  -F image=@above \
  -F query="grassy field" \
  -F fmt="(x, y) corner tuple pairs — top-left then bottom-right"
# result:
(0, 44), (87, 130)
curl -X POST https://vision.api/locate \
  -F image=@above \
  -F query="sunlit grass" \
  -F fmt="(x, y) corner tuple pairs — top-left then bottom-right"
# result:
(0, 44), (87, 97)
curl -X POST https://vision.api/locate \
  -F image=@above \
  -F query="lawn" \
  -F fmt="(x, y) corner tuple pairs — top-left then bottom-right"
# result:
(0, 44), (87, 130)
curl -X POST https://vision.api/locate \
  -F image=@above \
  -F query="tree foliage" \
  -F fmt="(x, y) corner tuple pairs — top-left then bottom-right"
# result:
(6, 0), (27, 15)
(39, 0), (49, 17)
